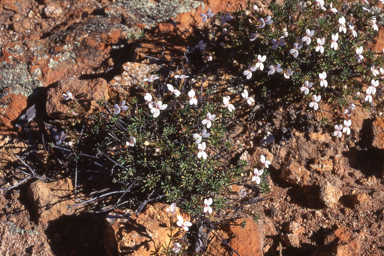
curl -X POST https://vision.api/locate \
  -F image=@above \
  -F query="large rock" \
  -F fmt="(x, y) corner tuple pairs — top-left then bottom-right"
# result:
(311, 227), (361, 256)
(46, 77), (108, 119)
(372, 116), (384, 149)
(104, 203), (189, 256)
(281, 160), (309, 186)
(27, 178), (76, 225)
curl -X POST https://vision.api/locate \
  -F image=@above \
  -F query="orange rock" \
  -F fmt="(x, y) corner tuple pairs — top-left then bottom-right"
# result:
(372, 117), (384, 149)
(281, 160), (309, 186)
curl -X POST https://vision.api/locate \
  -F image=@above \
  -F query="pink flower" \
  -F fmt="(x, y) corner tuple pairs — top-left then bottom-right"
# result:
(333, 124), (343, 137)
(302, 29), (315, 45)
(223, 96), (235, 112)
(309, 95), (321, 110)
(202, 113), (216, 128)
(176, 216), (192, 231)
(252, 168), (264, 184)
(300, 81), (313, 95)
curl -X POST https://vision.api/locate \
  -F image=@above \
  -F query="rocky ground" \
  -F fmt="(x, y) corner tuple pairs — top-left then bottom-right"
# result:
(0, 0), (384, 255)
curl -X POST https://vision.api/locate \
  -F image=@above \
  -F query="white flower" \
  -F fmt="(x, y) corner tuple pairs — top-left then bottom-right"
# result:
(176, 215), (192, 231)
(63, 91), (73, 100)
(223, 96), (235, 112)
(367, 79), (379, 95)
(250, 32), (259, 42)
(144, 93), (152, 103)
(238, 188), (247, 197)
(143, 75), (159, 83)
(309, 95), (321, 110)
(344, 103), (356, 116)
(333, 124), (343, 137)
(172, 243), (181, 253)
(362, 7), (373, 13)
(174, 74), (189, 80)
(268, 64), (283, 75)
(284, 68), (293, 79)
(343, 120), (352, 135)
(201, 9), (214, 22)
(253, 4), (263, 12)
(195, 40), (207, 50)
(197, 142), (207, 159)
(241, 89), (255, 105)
(166, 203), (177, 215)
(331, 33), (338, 50)
(302, 29), (315, 45)
(202, 113), (216, 128)
(252, 168), (264, 184)
(255, 55), (266, 71)
(316, 38), (325, 53)
(371, 18), (378, 31)
(289, 42), (303, 58)
(300, 81), (313, 95)
(316, 0), (326, 10)
(319, 71), (328, 87)
(260, 155), (270, 168)
(126, 136), (136, 147)
(271, 38), (286, 49)
(371, 65), (379, 77)
(188, 89), (198, 105)
(338, 17), (347, 33)
(113, 101), (129, 115)
(203, 198), (213, 214)
(258, 16), (273, 29)
(349, 23), (357, 37)
(193, 129), (210, 144)
(167, 84), (181, 97)
(329, 3), (338, 13)
(151, 101), (167, 118)
(356, 46), (364, 63)
(243, 64), (257, 79)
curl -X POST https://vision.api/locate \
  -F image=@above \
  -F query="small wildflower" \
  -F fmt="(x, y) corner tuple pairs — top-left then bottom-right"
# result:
(243, 64), (257, 79)
(203, 198), (213, 214)
(260, 155), (270, 168)
(268, 64), (283, 75)
(253, 4), (263, 12)
(167, 84), (181, 97)
(302, 29), (315, 45)
(174, 74), (189, 80)
(255, 55), (266, 71)
(201, 9), (214, 22)
(113, 101), (129, 115)
(176, 216), (192, 232)
(315, 38), (325, 53)
(367, 79), (379, 95)
(330, 33), (338, 50)
(252, 168), (264, 184)
(126, 136), (136, 147)
(319, 71), (328, 87)
(371, 17), (378, 31)
(284, 68), (293, 79)
(144, 93), (152, 103)
(271, 38), (286, 49)
(221, 12), (233, 25)
(258, 16), (273, 29)
(250, 32), (259, 42)
(193, 129), (210, 144)
(63, 91), (73, 101)
(309, 95), (321, 110)
(329, 3), (338, 13)
(166, 203), (177, 215)
(356, 47), (364, 63)
(300, 81), (313, 95)
(55, 131), (66, 145)
(172, 243), (182, 253)
(241, 89), (255, 105)
(195, 40), (207, 51)
(333, 124), (343, 137)
(344, 103), (356, 116)
(371, 65), (379, 77)
(188, 89), (198, 106)
(151, 101), (167, 118)
(238, 188), (247, 198)
(316, 0), (326, 10)
(202, 113), (216, 128)
(338, 16), (347, 33)
(289, 42), (303, 58)
(223, 96), (235, 112)
(143, 75), (159, 83)
(349, 23), (357, 37)
(343, 120), (352, 135)
(197, 142), (208, 159)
